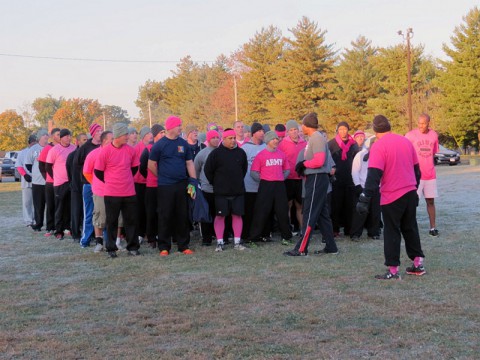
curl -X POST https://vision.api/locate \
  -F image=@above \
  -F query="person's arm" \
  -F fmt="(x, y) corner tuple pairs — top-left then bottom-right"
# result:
(139, 148), (149, 178)
(186, 159), (196, 179)
(46, 163), (54, 179)
(250, 170), (260, 182)
(147, 160), (158, 177)
(94, 169), (104, 183)
(351, 152), (362, 186)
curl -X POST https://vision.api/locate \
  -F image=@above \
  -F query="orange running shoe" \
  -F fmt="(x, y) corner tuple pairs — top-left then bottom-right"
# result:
(159, 250), (169, 257)
(182, 249), (194, 255)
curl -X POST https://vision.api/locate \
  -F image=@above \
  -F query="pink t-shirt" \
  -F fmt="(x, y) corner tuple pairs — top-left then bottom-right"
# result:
(38, 144), (54, 183)
(143, 143), (158, 188)
(278, 135), (307, 179)
(251, 148), (289, 181)
(405, 128), (438, 180)
(94, 143), (139, 197)
(83, 147), (104, 196)
(133, 141), (147, 184)
(46, 143), (76, 186)
(368, 133), (419, 205)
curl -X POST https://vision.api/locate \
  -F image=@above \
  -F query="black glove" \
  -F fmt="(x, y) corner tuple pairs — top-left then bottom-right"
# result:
(24, 174), (32, 183)
(295, 161), (306, 177)
(354, 185), (363, 196)
(356, 193), (371, 215)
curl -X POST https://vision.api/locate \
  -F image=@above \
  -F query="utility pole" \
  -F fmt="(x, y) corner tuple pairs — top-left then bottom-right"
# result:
(233, 75), (238, 122)
(398, 28), (414, 131)
(147, 101), (152, 128)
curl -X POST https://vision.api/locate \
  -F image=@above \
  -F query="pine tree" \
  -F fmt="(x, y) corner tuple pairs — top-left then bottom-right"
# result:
(271, 17), (336, 122)
(238, 25), (284, 123)
(333, 36), (381, 131)
(437, 6), (480, 149)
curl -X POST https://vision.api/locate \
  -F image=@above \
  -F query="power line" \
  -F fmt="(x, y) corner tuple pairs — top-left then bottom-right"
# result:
(0, 53), (214, 63)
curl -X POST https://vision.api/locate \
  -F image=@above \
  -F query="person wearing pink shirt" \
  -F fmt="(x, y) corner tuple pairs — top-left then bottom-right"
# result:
(249, 131), (292, 243)
(94, 123), (141, 258)
(133, 126), (153, 244)
(38, 127), (60, 236)
(357, 115), (425, 280)
(139, 124), (165, 248)
(83, 130), (113, 253)
(46, 129), (76, 240)
(405, 114), (439, 237)
(278, 120), (307, 238)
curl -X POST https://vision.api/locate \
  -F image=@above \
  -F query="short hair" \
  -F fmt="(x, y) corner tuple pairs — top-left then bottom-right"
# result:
(101, 130), (113, 143)
(419, 113), (430, 122)
(51, 127), (61, 135)
(76, 133), (87, 142)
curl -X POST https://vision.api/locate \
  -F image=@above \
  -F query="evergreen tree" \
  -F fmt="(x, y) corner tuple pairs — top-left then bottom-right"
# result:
(238, 25), (284, 123)
(437, 6), (480, 149)
(333, 36), (381, 131)
(271, 17), (336, 123)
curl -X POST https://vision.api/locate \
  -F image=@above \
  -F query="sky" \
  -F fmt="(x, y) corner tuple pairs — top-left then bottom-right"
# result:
(1, 0), (478, 120)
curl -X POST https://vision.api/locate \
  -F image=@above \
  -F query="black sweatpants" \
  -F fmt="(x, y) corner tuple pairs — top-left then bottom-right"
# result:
(295, 173), (337, 253)
(135, 182), (147, 238)
(145, 186), (158, 242)
(45, 182), (55, 231)
(201, 191), (215, 244)
(54, 182), (71, 236)
(381, 190), (424, 266)
(157, 180), (190, 252)
(32, 184), (46, 229)
(331, 182), (356, 235)
(104, 195), (139, 252)
(70, 190), (83, 240)
(350, 191), (381, 238)
(249, 180), (292, 241)
(242, 192), (257, 240)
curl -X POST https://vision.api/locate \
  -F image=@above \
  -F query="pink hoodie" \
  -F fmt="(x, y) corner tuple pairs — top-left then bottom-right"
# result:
(278, 135), (307, 179)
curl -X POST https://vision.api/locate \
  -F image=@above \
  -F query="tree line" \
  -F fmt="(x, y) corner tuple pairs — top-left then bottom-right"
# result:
(1, 8), (479, 151)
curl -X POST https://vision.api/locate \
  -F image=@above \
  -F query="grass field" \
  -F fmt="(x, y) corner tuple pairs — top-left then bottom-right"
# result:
(0, 165), (479, 359)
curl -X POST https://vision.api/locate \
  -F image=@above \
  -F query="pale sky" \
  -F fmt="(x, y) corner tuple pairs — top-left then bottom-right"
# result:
(1, 0), (478, 120)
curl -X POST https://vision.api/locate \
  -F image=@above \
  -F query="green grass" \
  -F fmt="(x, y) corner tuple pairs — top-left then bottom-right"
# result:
(0, 166), (479, 359)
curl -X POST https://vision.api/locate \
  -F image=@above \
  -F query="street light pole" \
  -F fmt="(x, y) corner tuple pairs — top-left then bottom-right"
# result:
(147, 100), (152, 128)
(398, 28), (414, 131)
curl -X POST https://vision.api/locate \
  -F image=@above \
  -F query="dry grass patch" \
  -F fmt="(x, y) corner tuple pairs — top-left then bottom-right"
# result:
(0, 166), (479, 359)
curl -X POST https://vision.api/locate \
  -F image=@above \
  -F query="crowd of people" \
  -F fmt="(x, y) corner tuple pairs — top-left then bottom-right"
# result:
(14, 112), (440, 279)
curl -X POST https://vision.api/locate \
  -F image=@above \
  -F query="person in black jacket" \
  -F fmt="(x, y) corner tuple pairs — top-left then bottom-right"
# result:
(204, 129), (248, 252)
(328, 121), (360, 237)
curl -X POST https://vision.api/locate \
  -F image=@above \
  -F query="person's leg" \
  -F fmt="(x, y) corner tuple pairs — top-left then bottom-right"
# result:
(366, 191), (381, 237)
(381, 199), (404, 267)
(401, 191), (425, 261)
(350, 190), (367, 239)
(81, 184), (94, 246)
(45, 182), (55, 232)
(343, 186), (356, 236)
(145, 186), (158, 246)
(248, 181), (273, 241)
(70, 190), (83, 240)
(122, 195), (139, 251)
(173, 180), (191, 252)
(61, 184), (71, 234)
(134, 182), (147, 240)
(200, 191), (215, 245)
(241, 192), (256, 240)
(274, 182), (292, 240)
(32, 184), (45, 230)
(425, 198), (436, 229)
(22, 187), (35, 225)
(157, 185), (174, 252)
(104, 196), (121, 253)
(330, 182), (344, 234)
(53, 185), (64, 236)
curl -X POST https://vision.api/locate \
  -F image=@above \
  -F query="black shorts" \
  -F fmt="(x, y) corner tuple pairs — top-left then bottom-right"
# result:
(215, 195), (245, 217)
(285, 179), (302, 204)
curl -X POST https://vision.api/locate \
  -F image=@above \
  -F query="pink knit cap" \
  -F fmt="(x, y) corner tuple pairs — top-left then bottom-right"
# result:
(353, 130), (365, 138)
(165, 116), (182, 130)
(206, 130), (220, 142)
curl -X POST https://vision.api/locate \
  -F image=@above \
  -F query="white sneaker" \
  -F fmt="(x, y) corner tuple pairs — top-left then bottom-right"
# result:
(234, 244), (246, 251)
(138, 236), (144, 244)
(116, 238), (125, 251)
(94, 244), (104, 253)
(215, 244), (224, 252)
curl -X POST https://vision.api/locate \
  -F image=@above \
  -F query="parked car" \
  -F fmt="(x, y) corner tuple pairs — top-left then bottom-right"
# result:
(434, 145), (461, 166)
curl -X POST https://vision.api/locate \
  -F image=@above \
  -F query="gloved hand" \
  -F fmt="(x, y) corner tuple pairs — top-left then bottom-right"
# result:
(24, 174), (32, 183)
(356, 193), (371, 215)
(354, 185), (363, 196)
(295, 161), (306, 177)
(187, 184), (196, 199)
